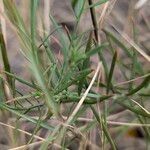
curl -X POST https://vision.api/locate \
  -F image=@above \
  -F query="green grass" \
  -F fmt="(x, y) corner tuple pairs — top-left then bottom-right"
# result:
(0, 0), (150, 149)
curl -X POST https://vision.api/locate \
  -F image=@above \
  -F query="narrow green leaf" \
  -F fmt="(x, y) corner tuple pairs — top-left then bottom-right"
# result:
(49, 15), (69, 70)
(30, 0), (39, 63)
(116, 98), (150, 118)
(0, 77), (5, 100)
(0, 26), (12, 87)
(55, 68), (92, 94)
(0, 103), (54, 130)
(98, 49), (109, 80)
(78, 33), (92, 95)
(4, 71), (40, 90)
(106, 50), (117, 94)
(71, 0), (86, 20)
(127, 75), (150, 96)
(90, 106), (117, 150)
(103, 29), (132, 57)
(60, 93), (112, 104)
(86, 43), (108, 58)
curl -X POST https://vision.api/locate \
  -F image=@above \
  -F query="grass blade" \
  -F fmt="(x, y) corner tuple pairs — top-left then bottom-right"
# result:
(90, 106), (117, 150)
(0, 25), (12, 87)
(0, 103), (54, 130)
(127, 75), (150, 96)
(106, 50), (117, 94)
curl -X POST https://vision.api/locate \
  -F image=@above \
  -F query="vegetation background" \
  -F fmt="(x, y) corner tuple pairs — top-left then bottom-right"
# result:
(0, 0), (150, 149)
